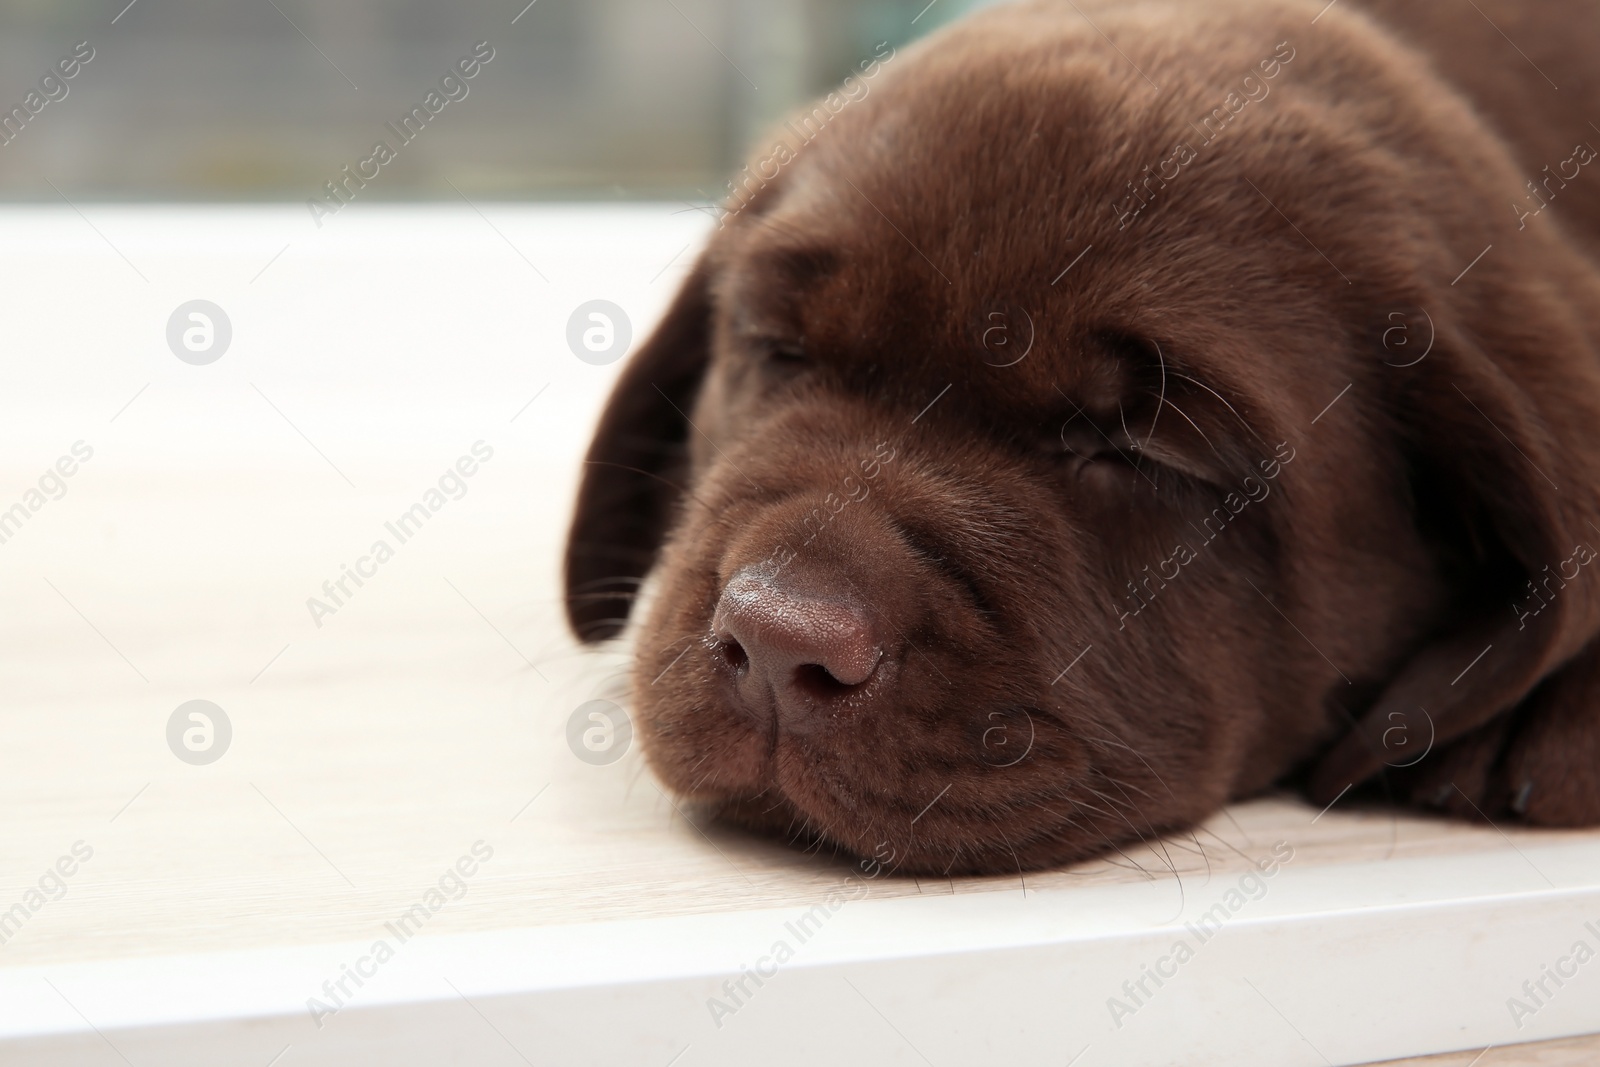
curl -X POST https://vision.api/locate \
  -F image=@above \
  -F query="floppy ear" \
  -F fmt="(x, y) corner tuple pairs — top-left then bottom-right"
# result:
(1310, 277), (1600, 821)
(564, 257), (714, 643)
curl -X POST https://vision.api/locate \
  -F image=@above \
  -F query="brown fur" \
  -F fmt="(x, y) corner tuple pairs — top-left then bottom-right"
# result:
(565, 0), (1600, 874)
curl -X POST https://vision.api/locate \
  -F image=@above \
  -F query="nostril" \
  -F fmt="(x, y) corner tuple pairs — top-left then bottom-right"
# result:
(792, 659), (875, 698)
(716, 637), (749, 674)
(794, 662), (849, 697)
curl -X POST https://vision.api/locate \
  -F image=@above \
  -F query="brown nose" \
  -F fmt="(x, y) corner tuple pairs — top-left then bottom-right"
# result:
(711, 566), (884, 730)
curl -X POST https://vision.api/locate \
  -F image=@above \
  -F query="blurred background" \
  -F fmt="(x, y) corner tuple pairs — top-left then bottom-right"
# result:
(0, 0), (992, 201)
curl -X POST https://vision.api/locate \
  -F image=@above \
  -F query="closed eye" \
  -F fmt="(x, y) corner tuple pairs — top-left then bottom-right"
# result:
(1054, 416), (1244, 498)
(747, 335), (806, 364)
(1057, 420), (1144, 473)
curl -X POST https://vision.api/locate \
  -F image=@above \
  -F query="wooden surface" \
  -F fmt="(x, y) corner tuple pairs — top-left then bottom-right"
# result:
(1369, 1035), (1600, 1066)
(2, 207), (1599, 1064)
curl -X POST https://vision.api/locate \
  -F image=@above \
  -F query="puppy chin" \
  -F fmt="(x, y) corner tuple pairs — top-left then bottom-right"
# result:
(714, 792), (828, 851)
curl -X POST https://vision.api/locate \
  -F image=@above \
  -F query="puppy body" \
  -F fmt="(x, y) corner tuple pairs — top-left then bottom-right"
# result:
(567, 0), (1600, 873)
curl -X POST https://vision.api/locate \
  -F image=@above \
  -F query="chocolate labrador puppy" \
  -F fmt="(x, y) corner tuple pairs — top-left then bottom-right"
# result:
(565, 0), (1600, 874)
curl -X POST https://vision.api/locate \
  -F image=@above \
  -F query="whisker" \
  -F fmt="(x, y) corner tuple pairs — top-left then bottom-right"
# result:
(579, 459), (724, 516)
(1119, 399), (1159, 490)
(1219, 805), (1255, 847)
(1171, 371), (1268, 446)
(1082, 780), (1185, 903)
(1195, 824), (1266, 870)
(1157, 394), (1224, 461)
(1084, 821), (1159, 880)
(1188, 829), (1214, 884)
(566, 592), (641, 605)
(1145, 339), (1169, 452)
(1080, 730), (1178, 803)
(569, 574), (652, 593)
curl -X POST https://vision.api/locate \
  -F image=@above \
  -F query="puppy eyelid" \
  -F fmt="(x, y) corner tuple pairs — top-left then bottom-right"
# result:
(748, 335), (806, 362)
(1057, 420), (1136, 463)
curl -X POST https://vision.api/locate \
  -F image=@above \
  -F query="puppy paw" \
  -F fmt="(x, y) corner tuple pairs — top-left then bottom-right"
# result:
(1393, 715), (1512, 820)
(1497, 658), (1600, 825)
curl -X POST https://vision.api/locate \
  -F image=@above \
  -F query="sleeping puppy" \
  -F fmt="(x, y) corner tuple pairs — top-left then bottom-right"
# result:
(565, 0), (1600, 875)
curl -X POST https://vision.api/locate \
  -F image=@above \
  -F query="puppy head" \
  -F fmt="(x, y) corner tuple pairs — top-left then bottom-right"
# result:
(566, 3), (1600, 873)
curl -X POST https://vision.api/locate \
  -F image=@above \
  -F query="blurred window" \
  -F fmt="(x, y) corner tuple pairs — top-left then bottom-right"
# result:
(0, 0), (991, 199)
